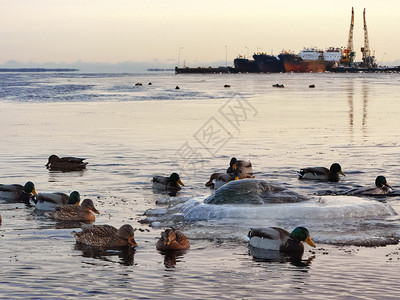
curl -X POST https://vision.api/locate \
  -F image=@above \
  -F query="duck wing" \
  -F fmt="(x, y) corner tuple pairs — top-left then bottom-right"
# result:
(60, 156), (86, 164)
(298, 167), (330, 180)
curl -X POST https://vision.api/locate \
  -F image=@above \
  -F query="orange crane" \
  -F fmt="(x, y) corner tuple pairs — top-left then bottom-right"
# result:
(340, 7), (356, 66)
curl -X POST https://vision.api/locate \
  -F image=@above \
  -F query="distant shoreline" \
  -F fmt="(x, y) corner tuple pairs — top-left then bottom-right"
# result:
(0, 68), (79, 72)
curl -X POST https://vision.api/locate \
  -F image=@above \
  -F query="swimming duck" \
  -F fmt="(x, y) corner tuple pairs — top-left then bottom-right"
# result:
(74, 224), (137, 248)
(247, 227), (315, 256)
(156, 228), (190, 251)
(346, 176), (393, 196)
(152, 173), (184, 196)
(45, 155), (88, 171)
(0, 181), (37, 204)
(34, 191), (81, 211)
(298, 163), (345, 182)
(50, 198), (99, 221)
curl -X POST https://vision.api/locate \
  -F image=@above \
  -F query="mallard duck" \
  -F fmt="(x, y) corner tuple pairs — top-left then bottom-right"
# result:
(156, 228), (190, 251)
(74, 224), (137, 248)
(247, 227), (315, 256)
(205, 157), (253, 189)
(346, 176), (393, 196)
(0, 181), (37, 204)
(45, 155), (88, 171)
(298, 163), (345, 182)
(50, 198), (99, 221)
(152, 173), (184, 196)
(34, 191), (81, 211)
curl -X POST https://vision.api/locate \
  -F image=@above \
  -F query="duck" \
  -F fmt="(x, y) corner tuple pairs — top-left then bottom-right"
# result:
(346, 176), (393, 196)
(0, 181), (37, 205)
(205, 157), (253, 188)
(156, 228), (190, 251)
(272, 84), (284, 88)
(45, 155), (88, 171)
(0, 214), (2, 224)
(74, 224), (137, 248)
(50, 198), (99, 221)
(246, 227), (315, 256)
(34, 191), (81, 211)
(298, 163), (345, 182)
(152, 173), (184, 196)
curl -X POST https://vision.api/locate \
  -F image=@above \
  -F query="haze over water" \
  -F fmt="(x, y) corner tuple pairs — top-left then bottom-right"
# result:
(1, 71), (400, 299)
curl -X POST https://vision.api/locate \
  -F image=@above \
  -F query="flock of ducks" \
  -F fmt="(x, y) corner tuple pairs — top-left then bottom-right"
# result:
(1, 154), (394, 258)
(153, 157), (394, 256)
(0, 155), (190, 252)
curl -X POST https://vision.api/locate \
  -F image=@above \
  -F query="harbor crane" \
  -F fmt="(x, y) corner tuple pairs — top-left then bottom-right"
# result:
(340, 7), (356, 66)
(360, 8), (376, 68)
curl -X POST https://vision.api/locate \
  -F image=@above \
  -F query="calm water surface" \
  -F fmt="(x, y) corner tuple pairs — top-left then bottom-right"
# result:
(1, 72), (400, 299)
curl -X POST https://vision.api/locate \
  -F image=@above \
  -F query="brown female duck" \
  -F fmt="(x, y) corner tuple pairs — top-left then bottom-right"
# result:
(156, 228), (190, 251)
(50, 198), (99, 221)
(74, 224), (137, 248)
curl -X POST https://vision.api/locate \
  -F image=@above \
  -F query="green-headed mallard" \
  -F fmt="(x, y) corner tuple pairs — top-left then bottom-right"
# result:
(45, 155), (88, 171)
(247, 227), (315, 256)
(0, 181), (37, 205)
(50, 198), (99, 221)
(74, 224), (137, 248)
(346, 176), (393, 196)
(156, 228), (190, 251)
(298, 163), (345, 182)
(152, 173), (184, 196)
(34, 191), (81, 211)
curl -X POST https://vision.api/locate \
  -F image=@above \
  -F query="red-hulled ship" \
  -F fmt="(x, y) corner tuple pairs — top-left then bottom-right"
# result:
(279, 48), (332, 73)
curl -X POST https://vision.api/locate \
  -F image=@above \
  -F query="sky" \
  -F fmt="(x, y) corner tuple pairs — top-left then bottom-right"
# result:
(1, 0), (399, 68)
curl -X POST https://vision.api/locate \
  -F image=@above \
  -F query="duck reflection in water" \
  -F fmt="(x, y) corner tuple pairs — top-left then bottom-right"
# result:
(248, 246), (314, 267)
(74, 243), (135, 266)
(159, 250), (188, 269)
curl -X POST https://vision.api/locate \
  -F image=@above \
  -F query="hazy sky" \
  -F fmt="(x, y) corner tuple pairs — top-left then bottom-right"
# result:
(1, 0), (399, 66)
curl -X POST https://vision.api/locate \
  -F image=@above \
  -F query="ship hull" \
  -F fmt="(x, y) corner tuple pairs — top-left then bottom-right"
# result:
(279, 53), (330, 73)
(234, 58), (260, 73)
(253, 54), (284, 73)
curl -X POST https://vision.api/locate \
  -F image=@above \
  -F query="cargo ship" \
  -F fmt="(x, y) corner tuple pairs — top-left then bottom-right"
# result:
(279, 48), (338, 73)
(253, 53), (284, 73)
(233, 56), (260, 73)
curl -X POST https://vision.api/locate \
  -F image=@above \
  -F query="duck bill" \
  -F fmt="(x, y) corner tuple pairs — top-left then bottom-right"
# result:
(177, 179), (184, 186)
(339, 170), (345, 176)
(91, 208), (100, 214)
(305, 236), (316, 248)
(128, 237), (138, 248)
(233, 163), (239, 180)
(385, 182), (392, 189)
(32, 189), (38, 196)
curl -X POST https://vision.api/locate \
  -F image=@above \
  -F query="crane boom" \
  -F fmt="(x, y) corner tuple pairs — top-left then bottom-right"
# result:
(347, 7), (354, 52)
(363, 8), (370, 57)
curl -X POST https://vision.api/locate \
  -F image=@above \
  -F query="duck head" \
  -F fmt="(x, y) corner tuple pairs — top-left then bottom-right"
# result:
(162, 228), (177, 246)
(330, 163), (345, 176)
(290, 227), (316, 247)
(46, 155), (60, 166)
(68, 191), (81, 205)
(170, 173), (184, 186)
(375, 176), (391, 188)
(117, 224), (137, 248)
(81, 199), (100, 214)
(23, 181), (37, 195)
